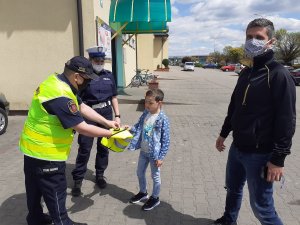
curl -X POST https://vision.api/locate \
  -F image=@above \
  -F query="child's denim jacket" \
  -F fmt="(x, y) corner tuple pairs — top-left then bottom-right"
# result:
(127, 110), (170, 160)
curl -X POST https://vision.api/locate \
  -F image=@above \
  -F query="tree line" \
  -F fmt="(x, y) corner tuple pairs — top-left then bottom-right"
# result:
(182, 29), (300, 66)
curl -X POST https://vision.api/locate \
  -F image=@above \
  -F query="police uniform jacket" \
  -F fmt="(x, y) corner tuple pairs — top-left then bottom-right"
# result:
(79, 69), (117, 105)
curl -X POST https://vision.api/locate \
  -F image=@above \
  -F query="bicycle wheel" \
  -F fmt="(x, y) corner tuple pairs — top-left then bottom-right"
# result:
(130, 75), (142, 87)
(147, 74), (155, 81)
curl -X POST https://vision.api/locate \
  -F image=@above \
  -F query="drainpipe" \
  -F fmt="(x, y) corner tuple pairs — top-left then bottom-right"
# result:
(77, 0), (84, 56)
(135, 34), (138, 72)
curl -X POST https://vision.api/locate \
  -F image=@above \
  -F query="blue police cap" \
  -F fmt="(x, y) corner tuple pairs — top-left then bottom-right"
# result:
(86, 46), (106, 59)
(65, 56), (99, 80)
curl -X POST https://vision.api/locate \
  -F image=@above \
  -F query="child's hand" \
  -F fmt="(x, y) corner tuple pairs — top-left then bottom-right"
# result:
(155, 160), (163, 167)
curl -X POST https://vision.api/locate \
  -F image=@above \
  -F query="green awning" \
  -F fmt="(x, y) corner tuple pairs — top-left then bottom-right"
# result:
(109, 0), (171, 34)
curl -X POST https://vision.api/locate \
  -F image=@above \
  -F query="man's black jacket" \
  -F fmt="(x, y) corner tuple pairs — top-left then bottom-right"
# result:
(220, 50), (296, 167)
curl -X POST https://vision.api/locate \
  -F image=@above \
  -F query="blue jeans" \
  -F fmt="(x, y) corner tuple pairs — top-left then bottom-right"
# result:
(137, 151), (161, 198)
(223, 144), (283, 225)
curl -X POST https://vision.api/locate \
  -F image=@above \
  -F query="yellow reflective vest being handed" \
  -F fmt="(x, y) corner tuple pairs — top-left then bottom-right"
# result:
(19, 74), (78, 161)
(101, 128), (133, 152)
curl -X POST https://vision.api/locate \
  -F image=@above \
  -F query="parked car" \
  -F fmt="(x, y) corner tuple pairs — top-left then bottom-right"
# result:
(183, 62), (195, 71)
(290, 68), (300, 85)
(0, 93), (9, 135)
(283, 65), (294, 71)
(202, 63), (217, 69)
(221, 64), (236, 72)
(234, 64), (246, 74)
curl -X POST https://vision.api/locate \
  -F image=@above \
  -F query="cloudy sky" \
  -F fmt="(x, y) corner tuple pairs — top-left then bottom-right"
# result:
(168, 0), (300, 56)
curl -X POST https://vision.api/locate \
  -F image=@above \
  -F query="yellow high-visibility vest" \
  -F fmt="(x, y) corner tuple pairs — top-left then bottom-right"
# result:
(19, 74), (79, 161)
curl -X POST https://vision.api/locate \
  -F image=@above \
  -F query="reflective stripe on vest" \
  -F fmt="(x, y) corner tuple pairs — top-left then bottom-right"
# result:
(20, 138), (71, 161)
(19, 74), (78, 161)
(23, 126), (73, 144)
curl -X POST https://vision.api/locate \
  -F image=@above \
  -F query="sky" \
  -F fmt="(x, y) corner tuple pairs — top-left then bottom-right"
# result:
(168, 0), (300, 57)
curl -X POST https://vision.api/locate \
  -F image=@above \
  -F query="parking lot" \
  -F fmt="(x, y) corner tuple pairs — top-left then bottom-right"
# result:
(1, 66), (300, 225)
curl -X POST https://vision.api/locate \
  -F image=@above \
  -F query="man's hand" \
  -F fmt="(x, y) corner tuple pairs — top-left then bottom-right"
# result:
(266, 162), (284, 182)
(216, 136), (226, 152)
(156, 160), (163, 167)
(106, 120), (120, 129)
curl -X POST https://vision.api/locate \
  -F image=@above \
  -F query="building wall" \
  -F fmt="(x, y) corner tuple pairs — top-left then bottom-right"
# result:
(153, 36), (169, 70)
(137, 34), (169, 72)
(0, 0), (138, 110)
(85, 0), (113, 71)
(137, 35), (154, 72)
(0, 0), (79, 110)
(122, 40), (137, 86)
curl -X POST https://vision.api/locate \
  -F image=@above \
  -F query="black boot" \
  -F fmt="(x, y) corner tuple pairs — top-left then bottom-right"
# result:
(41, 213), (53, 224)
(96, 176), (107, 189)
(71, 180), (82, 197)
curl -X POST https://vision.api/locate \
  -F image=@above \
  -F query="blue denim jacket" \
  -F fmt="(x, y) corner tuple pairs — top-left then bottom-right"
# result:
(127, 110), (170, 160)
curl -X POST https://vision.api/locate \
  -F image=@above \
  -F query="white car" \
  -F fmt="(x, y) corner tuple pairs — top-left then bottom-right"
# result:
(234, 64), (245, 74)
(183, 62), (195, 71)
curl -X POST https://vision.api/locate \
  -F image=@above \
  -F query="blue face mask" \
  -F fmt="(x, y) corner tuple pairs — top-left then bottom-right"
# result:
(244, 38), (269, 58)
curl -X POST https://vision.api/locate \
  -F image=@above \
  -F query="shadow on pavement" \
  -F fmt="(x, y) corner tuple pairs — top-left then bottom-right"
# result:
(117, 88), (132, 96)
(68, 183), (134, 214)
(0, 193), (29, 225)
(118, 98), (197, 113)
(289, 199), (300, 205)
(66, 163), (134, 213)
(123, 202), (214, 225)
(66, 163), (98, 213)
(0, 175), (214, 225)
(99, 183), (134, 204)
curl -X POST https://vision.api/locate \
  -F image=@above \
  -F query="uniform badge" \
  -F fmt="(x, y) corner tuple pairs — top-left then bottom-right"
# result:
(67, 100), (78, 114)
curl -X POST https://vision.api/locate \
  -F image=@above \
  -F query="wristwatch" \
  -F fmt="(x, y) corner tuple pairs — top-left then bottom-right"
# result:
(115, 115), (121, 118)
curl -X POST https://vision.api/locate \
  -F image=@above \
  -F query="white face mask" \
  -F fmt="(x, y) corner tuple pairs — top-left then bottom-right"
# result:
(93, 64), (104, 73)
(244, 38), (271, 58)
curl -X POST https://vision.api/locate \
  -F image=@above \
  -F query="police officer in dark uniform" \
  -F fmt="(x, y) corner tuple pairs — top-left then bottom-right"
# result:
(19, 56), (119, 225)
(71, 46), (121, 196)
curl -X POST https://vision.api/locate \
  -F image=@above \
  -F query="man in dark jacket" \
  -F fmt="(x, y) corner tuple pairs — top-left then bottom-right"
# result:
(214, 18), (296, 225)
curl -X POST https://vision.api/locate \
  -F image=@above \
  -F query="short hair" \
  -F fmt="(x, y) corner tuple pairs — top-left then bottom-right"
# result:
(63, 66), (75, 76)
(146, 89), (164, 102)
(246, 18), (275, 39)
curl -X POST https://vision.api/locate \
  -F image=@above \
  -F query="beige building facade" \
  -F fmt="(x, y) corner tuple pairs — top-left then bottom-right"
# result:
(135, 34), (169, 73)
(0, 0), (168, 110)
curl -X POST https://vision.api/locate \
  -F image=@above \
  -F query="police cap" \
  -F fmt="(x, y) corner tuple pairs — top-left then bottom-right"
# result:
(86, 46), (106, 59)
(65, 56), (98, 80)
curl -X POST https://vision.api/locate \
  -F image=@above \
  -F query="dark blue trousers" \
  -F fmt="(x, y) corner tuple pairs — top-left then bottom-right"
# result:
(24, 155), (73, 225)
(72, 106), (112, 181)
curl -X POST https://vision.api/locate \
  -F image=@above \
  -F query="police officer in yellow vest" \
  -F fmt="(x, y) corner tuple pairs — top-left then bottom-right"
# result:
(19, 56), (119, 225)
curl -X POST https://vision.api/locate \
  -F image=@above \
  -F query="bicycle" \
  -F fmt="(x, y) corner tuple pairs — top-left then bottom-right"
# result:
(129, 69), (156, 87)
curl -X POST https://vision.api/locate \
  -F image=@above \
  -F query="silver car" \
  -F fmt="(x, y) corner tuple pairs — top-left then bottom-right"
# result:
(183, 62), (195, 71)
(0, 93), (9, 135)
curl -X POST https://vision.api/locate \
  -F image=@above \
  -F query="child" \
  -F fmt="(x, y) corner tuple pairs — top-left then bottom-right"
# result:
(127, 88), (170, 211)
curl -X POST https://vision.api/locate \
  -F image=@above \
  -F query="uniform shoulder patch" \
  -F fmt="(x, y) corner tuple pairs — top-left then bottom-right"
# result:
(67, 100), (78, 114)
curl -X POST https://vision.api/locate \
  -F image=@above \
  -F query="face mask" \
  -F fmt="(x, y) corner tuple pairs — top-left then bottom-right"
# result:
(77, 78), (90, 91)
(93, 64), (104, 73)
(244, 38), (270, 58)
